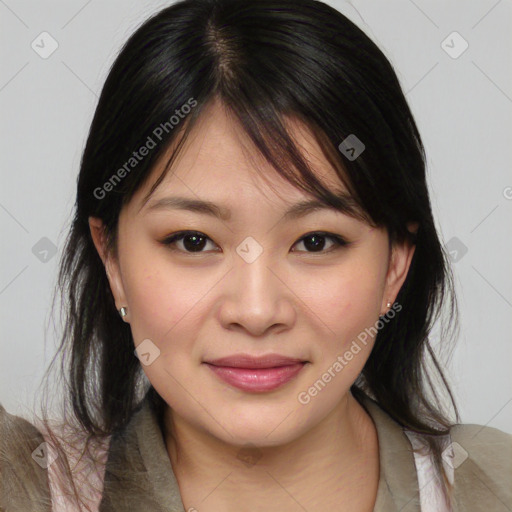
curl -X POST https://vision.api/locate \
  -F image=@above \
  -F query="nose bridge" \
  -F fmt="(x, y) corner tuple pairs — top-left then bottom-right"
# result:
(218, 237), (294, 334)
(233, 239), (278, 306)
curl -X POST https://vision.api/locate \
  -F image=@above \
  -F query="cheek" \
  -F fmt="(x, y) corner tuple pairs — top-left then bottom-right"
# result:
(121, 256), (211, 404)
(293, 261), (384, 414)
(300, 257), (385, 346)
(120, 251), (209, 346)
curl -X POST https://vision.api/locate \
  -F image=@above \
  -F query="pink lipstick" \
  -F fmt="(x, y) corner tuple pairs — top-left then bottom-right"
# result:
(203, 354), (307, 392)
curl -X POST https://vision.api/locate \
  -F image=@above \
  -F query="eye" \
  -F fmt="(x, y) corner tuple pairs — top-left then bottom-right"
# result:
(291, 231), (349, 253)
(160, 230), (349, 255)
(160, 231), (219, 253)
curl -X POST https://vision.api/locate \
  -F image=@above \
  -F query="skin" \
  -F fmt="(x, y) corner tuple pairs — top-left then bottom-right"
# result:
(90, 98), (417, 511)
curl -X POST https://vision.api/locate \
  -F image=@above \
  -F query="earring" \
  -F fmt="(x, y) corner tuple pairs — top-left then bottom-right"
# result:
(380, 300), (393, 317)
(119, 306), (128, 318)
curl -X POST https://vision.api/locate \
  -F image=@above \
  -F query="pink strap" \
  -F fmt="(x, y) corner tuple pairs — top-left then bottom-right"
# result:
(405, 430), (454, 512)
(39, 424), (111, 512)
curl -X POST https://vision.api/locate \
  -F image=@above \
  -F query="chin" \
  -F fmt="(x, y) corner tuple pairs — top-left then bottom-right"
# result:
(204, 403), (309, 448)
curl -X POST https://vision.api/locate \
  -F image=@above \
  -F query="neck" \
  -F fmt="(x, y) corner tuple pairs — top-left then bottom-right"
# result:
(163, 393), (380, 511)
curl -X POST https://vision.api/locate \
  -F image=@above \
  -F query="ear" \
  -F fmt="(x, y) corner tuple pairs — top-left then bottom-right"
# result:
(380, 222), (418, 314)
(89, 216), (129, 321)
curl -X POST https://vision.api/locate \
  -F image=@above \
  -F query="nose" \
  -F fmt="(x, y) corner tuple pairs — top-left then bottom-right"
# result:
(217, 249), (296, 337)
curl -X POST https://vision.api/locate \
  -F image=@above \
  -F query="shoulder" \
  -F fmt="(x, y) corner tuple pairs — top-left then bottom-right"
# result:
(449, 422), (512, 471)
(449, 422), (512, 510)
(0, 403), (52, 511)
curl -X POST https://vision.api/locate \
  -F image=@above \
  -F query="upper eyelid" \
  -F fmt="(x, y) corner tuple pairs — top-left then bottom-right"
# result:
(162, 230), (344, 241)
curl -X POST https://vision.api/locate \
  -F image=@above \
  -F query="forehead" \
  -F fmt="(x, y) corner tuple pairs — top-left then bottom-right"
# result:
(133, 98), (349, 213)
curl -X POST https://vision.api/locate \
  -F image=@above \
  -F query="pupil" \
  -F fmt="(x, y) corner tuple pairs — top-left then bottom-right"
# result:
(304, 234), (325, 252)
(184, 234), (206, 252)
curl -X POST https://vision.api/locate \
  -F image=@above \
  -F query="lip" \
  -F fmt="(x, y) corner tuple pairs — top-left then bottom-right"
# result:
(205, 354), (306, 368)
(203, 353), (308, 393)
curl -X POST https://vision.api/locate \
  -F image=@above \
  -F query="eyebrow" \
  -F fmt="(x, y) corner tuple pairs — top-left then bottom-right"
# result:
(143, 194), (365, 222)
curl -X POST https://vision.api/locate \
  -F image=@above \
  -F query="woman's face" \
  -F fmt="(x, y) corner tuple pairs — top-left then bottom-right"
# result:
(90, 99), (415, 447)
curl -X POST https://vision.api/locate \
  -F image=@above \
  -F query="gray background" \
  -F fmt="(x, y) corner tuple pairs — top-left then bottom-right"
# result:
(1, 0), (511, 432)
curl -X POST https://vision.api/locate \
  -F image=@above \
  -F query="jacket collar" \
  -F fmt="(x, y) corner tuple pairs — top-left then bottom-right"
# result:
(99, 394), (420, 512)
(361, 397), (421, 511)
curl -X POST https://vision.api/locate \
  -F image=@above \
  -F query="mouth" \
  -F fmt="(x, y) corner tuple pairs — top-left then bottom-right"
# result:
(203, 354), (309, 393)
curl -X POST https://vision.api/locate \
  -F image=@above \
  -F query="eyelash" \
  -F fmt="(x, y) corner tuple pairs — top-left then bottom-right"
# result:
(160, 230), (350, 255)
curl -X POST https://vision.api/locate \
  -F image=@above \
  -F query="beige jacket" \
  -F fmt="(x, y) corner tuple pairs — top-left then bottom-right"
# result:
(1, 395), (511, 511)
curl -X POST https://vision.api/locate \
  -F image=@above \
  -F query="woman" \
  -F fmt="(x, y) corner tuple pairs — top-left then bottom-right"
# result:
(1, 0), (510, 511)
